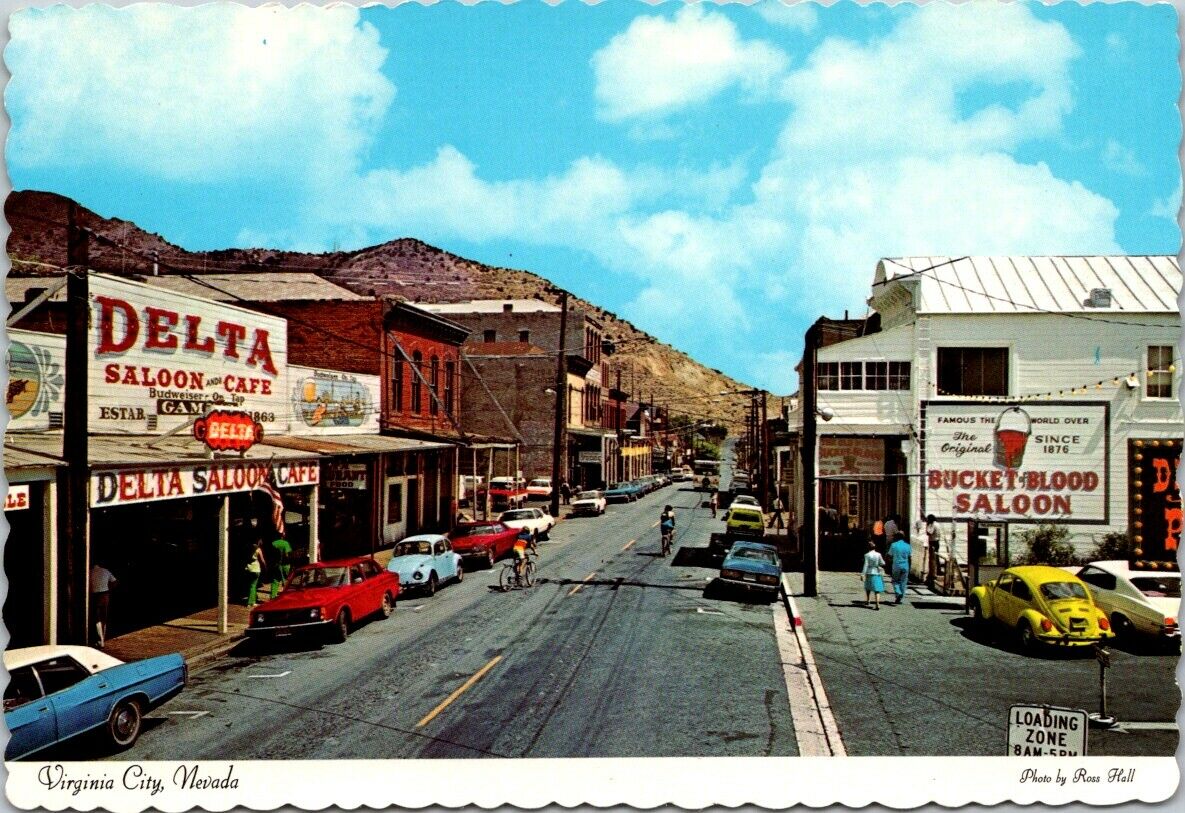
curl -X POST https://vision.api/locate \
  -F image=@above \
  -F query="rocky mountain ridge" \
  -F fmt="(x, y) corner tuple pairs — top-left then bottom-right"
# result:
(5, 189), (755, 429)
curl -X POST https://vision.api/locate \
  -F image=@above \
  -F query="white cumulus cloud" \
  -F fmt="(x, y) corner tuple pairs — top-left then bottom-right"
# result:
(755, 1), (820, 34)
(592, 5), (788, 121)
(7, 4), (393, 182)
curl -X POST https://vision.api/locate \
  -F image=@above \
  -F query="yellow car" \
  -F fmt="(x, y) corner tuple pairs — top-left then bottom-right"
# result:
(968, 565), (1114, 653)
(724, 505), (766, 538)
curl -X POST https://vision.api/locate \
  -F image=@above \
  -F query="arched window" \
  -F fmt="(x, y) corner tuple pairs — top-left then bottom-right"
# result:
(444, 360), (455, 415)
(430, 356), (440, 415)
(411, 351), (423, 414)
(392, 358), (404, 413)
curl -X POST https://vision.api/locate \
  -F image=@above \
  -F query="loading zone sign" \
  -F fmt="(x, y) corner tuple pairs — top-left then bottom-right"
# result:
(1008, 705), (1088, 756)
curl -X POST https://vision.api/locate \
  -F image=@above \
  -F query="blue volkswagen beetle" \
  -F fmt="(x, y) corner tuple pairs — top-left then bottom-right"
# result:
(387, 534), (463, 597)
(4, 645), (186, 760)
(719, 541), (782, 597)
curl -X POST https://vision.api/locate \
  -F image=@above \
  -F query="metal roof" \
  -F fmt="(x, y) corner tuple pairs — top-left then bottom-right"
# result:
(261, 434), (456, 455)
(415, 299), (561, 314)
(5, 273), (367, 306)
(3, 443), (65, 469)
(874, 256), (1181, 315)
(5, 433), (319, 468)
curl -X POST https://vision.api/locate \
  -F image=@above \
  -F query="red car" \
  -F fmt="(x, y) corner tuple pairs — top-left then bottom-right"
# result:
(449, 521), (520, 569)
(247, 556), (399, 644)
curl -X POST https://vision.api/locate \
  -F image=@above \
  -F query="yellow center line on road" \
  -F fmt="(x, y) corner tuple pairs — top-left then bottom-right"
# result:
(567, 571), (598, 596)
(650, 520), (660, 528)
(621, 539), (636, 552)
(415, 655), (503, 728)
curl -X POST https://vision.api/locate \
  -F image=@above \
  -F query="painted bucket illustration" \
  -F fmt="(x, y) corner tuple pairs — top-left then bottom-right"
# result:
(993, 406), (1031, 470)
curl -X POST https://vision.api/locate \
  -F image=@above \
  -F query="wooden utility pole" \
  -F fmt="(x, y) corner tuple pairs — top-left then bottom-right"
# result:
(760, 392), (769, 508)
(801, 322), (820, 597)
(550, 293), (569, 518)
(63, 204), (90, 642)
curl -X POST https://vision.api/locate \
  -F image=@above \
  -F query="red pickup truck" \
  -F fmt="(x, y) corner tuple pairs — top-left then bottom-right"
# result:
(482, 476), (528, 511)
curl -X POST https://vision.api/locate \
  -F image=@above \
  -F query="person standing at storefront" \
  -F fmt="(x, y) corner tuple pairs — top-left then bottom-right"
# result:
(887, 532), (912, 605)
(89, 559), (118, 648)
(860, 540), (886, 610)
(560, 481), (571, 505)
(923, 514), (940, 587)
(768, 495), (785, 529)
(269, 536), (293, 599)
(246, 539), (267, 608)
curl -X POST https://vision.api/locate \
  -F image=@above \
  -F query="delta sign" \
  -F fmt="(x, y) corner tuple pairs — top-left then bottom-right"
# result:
(922, 401), (1108, 524)
(88, 274), (287, 434)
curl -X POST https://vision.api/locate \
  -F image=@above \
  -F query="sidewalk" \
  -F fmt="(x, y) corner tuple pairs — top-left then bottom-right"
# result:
(103, 547), (403, 669)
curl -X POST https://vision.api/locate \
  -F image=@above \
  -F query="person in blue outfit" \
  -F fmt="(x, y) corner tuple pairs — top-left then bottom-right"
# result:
(887, 531), (912, 605)
(860, 540), (886, 610)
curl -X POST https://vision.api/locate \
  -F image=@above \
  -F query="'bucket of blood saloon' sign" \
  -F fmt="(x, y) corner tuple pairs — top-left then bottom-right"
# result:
(923, 401), (1108, 524)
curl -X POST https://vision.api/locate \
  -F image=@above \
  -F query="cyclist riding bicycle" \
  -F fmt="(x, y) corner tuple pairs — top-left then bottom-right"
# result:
(660, 503), (675, 538)
(513, 527), (534, 577)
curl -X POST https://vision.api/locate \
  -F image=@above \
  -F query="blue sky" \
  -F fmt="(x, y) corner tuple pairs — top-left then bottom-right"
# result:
(6, 1), (1181, 394)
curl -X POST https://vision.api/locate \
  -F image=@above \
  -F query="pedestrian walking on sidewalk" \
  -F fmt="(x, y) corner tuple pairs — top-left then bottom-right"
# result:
(709, 491), (718, 518)
(269, 536), (293, 599)
(883, 513), (899, 544)
(89, 559), (118, 647)
(768, 495), (785, 529)
(887, 532), (912, 605)
(860, 540), (886, 610)
(560, 481), (572, 505)
(246, 539), (267, 608)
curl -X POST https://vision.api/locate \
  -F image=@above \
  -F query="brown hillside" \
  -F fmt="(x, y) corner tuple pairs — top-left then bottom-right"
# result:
(5, 189), (756, 429)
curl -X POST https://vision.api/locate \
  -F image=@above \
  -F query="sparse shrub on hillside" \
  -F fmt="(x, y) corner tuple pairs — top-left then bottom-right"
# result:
(1013, 524), (1078, 566)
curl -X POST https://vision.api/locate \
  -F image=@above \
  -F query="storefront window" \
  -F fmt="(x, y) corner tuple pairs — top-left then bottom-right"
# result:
(937, 347), (1008, 396)
(387, 483), (403, 523)
(1147, 345), (1174, 398)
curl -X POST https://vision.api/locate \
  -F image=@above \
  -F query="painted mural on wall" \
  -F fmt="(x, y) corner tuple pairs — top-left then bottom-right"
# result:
(6, 329), (66, 432)
(289, 365), (379, 435)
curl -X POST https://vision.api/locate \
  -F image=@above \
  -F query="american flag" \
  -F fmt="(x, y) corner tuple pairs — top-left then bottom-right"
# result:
(257, 479), (285, 536)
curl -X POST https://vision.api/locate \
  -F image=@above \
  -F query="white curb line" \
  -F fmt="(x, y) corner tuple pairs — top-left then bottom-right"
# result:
(776, 574), (847, 757)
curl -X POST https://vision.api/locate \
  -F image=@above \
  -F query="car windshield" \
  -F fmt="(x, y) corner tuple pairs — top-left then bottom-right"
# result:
(453, 524), (503, 537)
(289, 566), (349, 589)
(394, 541), (434, 556)
(529, 480), (550, 487)
(502, 511), (532, 521)
(575, 491), (600, 500)
(731, 548), (779, 566)
(1130, 576), (1182, 598)
(1039, 581), (1088, 601)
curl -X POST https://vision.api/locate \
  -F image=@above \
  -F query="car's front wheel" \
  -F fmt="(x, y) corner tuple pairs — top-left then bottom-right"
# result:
(969, 598), (985, 624)
(456, 563), (464, 584)
(330, 610), (350, 643)
(486, 549), (496, 569)
(1018, 621), (1040, 654)
(426, 572), (438, 597)
(380, 592), (395, 619)
(107, 698), (143, 749)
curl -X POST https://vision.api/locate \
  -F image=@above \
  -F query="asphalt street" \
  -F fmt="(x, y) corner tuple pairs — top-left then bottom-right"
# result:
(104, 480), (798, 760)
(792, 571), (1179, 756)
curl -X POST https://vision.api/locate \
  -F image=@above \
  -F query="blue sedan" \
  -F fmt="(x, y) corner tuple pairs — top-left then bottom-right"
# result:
(604, 481), (644, 503)
(4, 645), (186, 760)
(387, 534), (463, 596)
(719, 541), (782, 597)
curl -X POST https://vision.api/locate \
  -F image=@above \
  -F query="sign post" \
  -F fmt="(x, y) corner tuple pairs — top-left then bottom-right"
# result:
(1007, 704), (1088, 756)
(1088, 645), (1117, 729)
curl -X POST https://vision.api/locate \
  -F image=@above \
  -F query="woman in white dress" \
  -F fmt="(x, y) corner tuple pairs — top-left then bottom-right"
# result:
(860, 540), (886, 610)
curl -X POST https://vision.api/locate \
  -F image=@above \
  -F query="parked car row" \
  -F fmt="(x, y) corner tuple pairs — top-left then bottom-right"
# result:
(604, 474), (673, 503)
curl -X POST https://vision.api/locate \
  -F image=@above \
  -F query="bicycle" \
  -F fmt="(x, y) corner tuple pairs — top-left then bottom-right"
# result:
(660, 526), (673, 557)
(499, 557), (536, 591)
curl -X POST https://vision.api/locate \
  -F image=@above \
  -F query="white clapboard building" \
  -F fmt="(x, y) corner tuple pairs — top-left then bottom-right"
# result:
(801, 256), (1181, 573)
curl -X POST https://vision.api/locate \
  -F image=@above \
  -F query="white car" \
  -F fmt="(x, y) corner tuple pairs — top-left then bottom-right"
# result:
(731, 494), (762, 510)
(570, 490), (607, 517)
(499, 507), (555, 540)
(526, 478), (553, 500)
(1073, 561), (1180, 644)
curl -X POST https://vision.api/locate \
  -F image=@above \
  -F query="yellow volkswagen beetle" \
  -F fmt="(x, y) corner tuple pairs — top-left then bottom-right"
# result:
(968, 565), (1114, 653)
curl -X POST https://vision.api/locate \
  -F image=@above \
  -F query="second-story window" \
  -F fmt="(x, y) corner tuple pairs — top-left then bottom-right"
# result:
(444, 360), (455, 415)
(430, 356), (440, 415)
(865, 361), (888, 390)
(412, 351), (423, 413)
(483, 329), (496, 343)
(519, 329), (530, 343)
(937, 347), (1008, 396)
(840, 362), (862, 390)
(392, 358), (404, 413)
(888, 361), (911, 390)
(818, 362), (839, 390)
(1147, 345), (1175, 398)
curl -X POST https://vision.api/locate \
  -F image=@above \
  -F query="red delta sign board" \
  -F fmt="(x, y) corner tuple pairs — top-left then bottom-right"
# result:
(922, 402), (1109, 524)
(194, 410), (264, 452)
